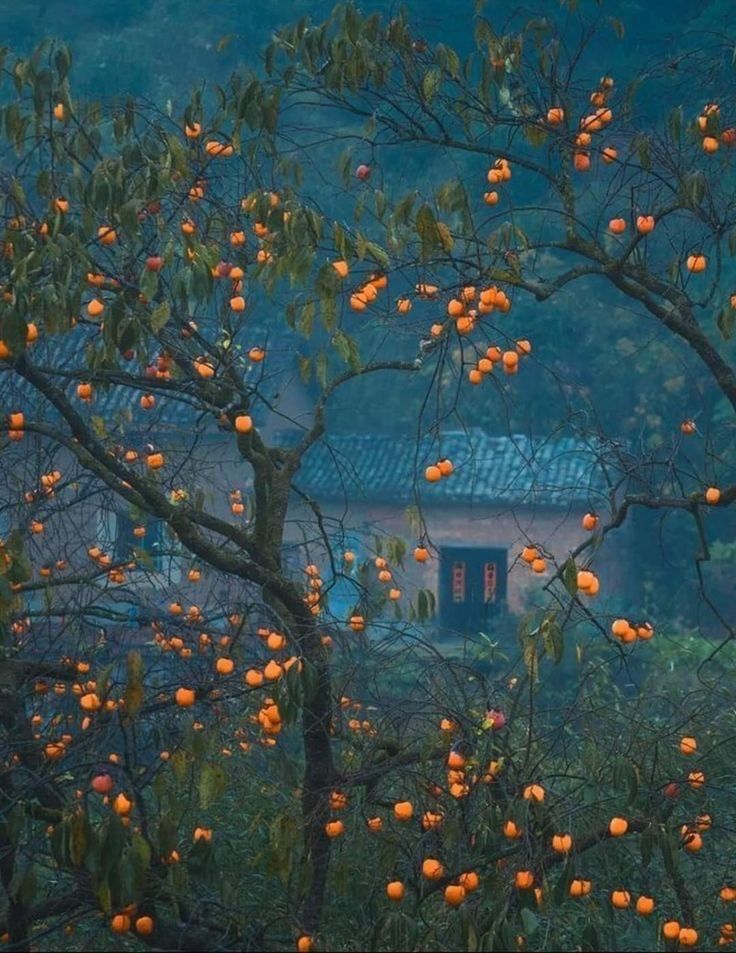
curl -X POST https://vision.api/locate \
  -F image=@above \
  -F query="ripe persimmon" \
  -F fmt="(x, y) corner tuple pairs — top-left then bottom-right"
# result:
(386, 880), (405, 901)
(422, 858), (444, 881)
(680, 736), (697, 755)
(609, 816), (628, 837)
(324, 820), (344, 838)
(636, 895), (655, 915)
(111, 915), (131, 934)
(686, 254), (707, 273)
(551, 833), (573, 853)
(135, 917), (154, 936)
(444, 884), (466, 906)
(570, 878), (592, 897)
(393, 800), (413, 821)
(175, 687), (195, 707)
(611, 890), (631, 909)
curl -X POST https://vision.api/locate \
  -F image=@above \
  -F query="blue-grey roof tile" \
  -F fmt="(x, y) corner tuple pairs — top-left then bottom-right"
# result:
(295, 429), (608, 507)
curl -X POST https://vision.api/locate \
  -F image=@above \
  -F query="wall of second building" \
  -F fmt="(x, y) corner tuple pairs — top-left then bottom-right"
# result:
(284, 496), (634, 631)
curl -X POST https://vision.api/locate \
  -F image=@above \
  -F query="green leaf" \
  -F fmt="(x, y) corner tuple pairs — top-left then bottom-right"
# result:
(50, 822), (69, 867)
(268, 813), (298, 885)
(158, 816), (178, 857)
(68, 810), (88, 867)
(562, 557), (577, 596)
(416, 204), (438, 244)
(171, 749), (189, 782)
(717, 306), (735, 341)
(365, 240), (390, 269)
(436, 44), (461, 79)
(11, 865), (37, 907)
(332, 330), (361, 372)
(130, 832), (151, 873)
(416, 204), (449, 256)
(54, 45), (72, 82)
(435, 222), (454, 253)
(198, 763), (228, 808)
(298, 300), (314, 338)
(659, 828), (678, 877)
(640, 822), (654, 867)
(552, 858), (573, 906)
(416, 588), (435, 622)
(421, 67), (442, 103)
(404, 505), (422, 536)
(315, 353), (329, 389)
(392, 192), (416, 227)
(679, 171), (706, 208)
(36, 169), (51, 197)
(100, 815), (127, 879)
(612, 757), (639, 802)
(520, 908), (539, 935)
(150, 301), (170, 331)
(139, 265), (159, 302)
(298, 355), (311, 383)
(541, 618), (564, 664)
(524, 123), (547, 148)
(667, 106), (683, 141)
(520, 632), (538, 681)
(32, 68), (53, 115)
(90, 416), (108, 440)
(315, 263), (339, 331)
(117, 200), (140, 237)
(337, 148), (353, 187)
(96, 879), (112, 914)
(634, 134), (651, 171)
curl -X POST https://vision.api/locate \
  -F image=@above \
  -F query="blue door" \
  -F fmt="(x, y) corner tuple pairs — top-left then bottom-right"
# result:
(439, 546), (507, 634)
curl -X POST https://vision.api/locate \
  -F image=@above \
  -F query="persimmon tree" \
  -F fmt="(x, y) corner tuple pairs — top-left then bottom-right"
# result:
(0, 4), (736, 952)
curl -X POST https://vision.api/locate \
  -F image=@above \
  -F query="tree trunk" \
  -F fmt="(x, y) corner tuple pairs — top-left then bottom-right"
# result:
(298, 627), (335, 934)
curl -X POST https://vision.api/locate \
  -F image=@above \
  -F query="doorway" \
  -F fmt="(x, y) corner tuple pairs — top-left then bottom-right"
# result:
(439, 546), (507, 634)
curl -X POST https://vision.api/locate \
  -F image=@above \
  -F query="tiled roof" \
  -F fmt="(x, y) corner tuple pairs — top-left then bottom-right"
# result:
(0, 316), (309, 431)
(295, 430), (608, 508)
(0, 330), (195, 428)
(2, 336), (608, 509)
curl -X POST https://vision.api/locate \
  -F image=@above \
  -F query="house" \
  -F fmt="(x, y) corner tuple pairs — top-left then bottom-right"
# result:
(0, 328), (630, 638)
(289, 428), (623, 633)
